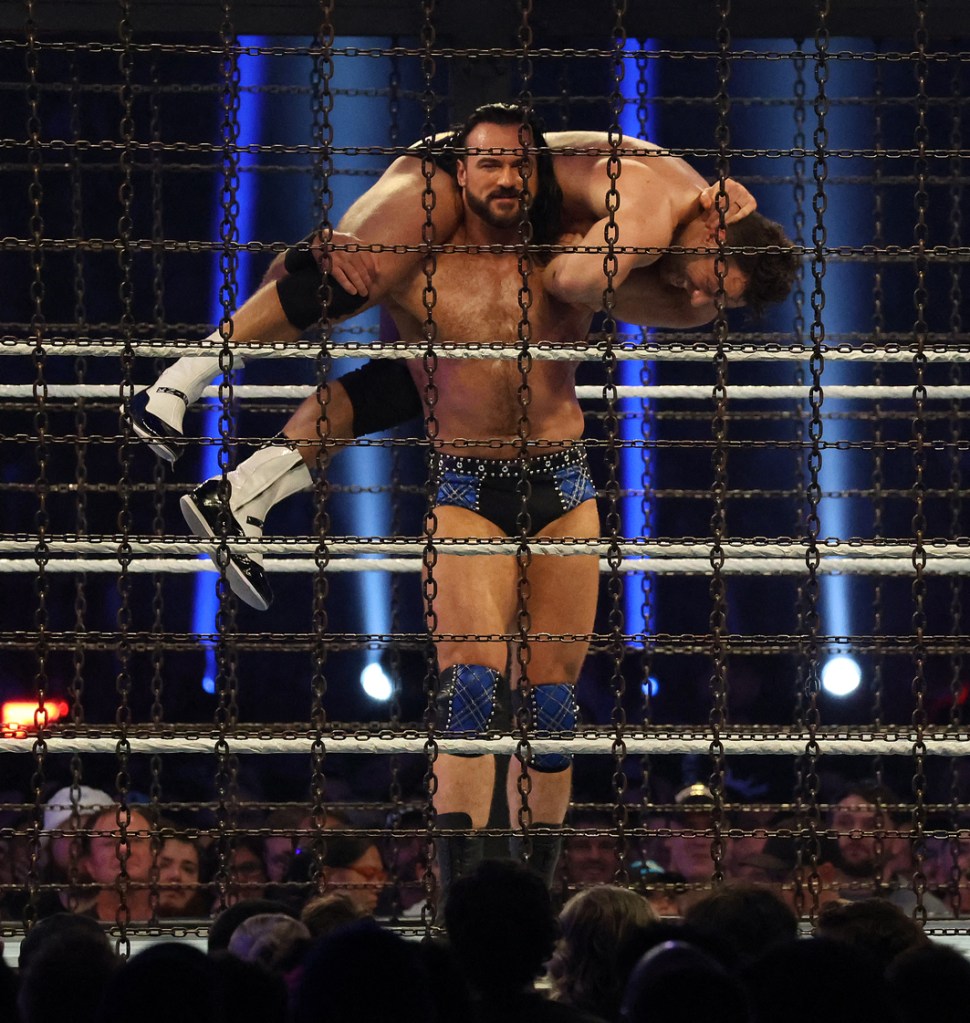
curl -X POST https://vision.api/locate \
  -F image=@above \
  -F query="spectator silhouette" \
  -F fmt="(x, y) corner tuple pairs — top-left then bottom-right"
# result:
(227, 912), (312, 974)
(300, 891), (368, 938)
(96, 942), (222, 1023)
(683, 881), (798, 966)
(16, 913), (117, 1023)
(621, 940), (748, 1023)
(887, 943), (970, 1023)
(0, 957), (15, 1023)
(208, 898), (299, 954)
(445, 858), (608, 1022)
(293, 917), (436, 1023)
(211, 950), (288, 1023)
(815, 898), (929, 973)
(743, 937), (901, 1023)
(615, 919), (732, 987)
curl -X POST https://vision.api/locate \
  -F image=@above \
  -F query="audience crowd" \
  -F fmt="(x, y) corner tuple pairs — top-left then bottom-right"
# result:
(0, 775), (968, 1022)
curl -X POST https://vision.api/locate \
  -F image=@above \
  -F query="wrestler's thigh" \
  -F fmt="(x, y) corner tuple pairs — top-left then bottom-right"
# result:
(518, 498), (600, 682)
(338, 156), (461, 297)
(282, 381), (354, 445)
(428, 505), (519, 671)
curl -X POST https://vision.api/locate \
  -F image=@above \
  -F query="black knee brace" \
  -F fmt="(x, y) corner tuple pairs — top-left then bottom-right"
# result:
(338, 359), (422, 437)
(276, 238), (367, 329)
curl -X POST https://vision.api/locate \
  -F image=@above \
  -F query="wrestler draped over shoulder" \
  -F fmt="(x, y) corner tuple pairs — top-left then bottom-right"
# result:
(126, 103), (797, 900)
(128, 103), (797, 612)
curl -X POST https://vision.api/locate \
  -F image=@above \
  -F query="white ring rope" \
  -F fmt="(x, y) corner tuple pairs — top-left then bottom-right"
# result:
(1, 538), (965, 557)
(3, 340), (969, 362)
(2, 557), (967, 577)
(2, 539), (966, 574)
(2, 382), (968, 402)
(0, 732), (966, 757)
(20, 558), (970, 576)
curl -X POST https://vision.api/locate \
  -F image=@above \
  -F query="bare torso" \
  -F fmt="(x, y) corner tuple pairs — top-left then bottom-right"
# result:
(385, 234), (591, 458)
(547, 130), (709, 234)
(339, 129), (717, 331)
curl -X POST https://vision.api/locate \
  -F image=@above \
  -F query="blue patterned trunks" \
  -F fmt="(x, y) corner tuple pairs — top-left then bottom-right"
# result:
(433, 444), (596, 536)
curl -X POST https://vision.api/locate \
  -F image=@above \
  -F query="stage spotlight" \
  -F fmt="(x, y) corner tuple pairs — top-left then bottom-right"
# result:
(821, 655), (862, 697)
(361, 661), (393, 702)
(640, 676), (660, 699)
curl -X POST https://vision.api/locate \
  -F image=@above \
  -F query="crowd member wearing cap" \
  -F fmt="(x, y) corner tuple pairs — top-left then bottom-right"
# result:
(665, 784), (724, 894)
(19, 785), (113, 918)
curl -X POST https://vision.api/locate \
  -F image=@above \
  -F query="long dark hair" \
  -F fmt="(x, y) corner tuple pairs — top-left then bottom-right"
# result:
(450, 102), (563, 251)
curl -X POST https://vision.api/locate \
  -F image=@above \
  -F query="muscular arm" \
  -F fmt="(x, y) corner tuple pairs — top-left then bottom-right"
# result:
(544, 161), (680, 310)
(543, 135), (758, 314)
(337, 155), (463, 304)
(263, 152), (464, 319)
(609, 267), (720, 328)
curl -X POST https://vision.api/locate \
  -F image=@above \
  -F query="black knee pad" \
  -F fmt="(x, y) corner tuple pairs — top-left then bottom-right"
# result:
(339, 359), (422, 437)
(283, 241), (318, 275)
(276, 266), (367, 330)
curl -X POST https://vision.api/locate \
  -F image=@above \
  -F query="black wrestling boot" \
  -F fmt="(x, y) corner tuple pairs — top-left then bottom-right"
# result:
(126, 389), (185, 464)
(436, 812), (484, 907)
(180, 478), (273, 611)
(509, 831), (563, 889)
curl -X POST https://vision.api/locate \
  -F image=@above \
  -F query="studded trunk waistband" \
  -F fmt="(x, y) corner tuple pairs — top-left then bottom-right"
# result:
(435, 444), (588, 478)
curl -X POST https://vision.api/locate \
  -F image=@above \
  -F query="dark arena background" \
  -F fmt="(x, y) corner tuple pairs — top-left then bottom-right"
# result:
(1, 0), (970, 959)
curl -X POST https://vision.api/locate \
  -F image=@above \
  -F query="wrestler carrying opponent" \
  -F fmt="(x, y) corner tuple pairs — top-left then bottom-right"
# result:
(126, 107), (796, 613)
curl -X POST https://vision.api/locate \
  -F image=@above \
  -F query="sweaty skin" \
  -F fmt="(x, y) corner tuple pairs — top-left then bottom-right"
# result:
(333, 129), (755, 324)
(371, 120), (601, 834)
(387, 247), (588, 459)
(275, 129), (756, 458)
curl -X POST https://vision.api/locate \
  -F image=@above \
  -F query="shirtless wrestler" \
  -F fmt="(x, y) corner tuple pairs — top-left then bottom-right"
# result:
(379, 108), (600, 895)
(125, 106), (795, 613)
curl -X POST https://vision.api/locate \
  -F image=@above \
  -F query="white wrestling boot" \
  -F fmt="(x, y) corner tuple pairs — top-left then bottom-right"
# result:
(124, 332), (244, 464)
(180, 442), (312, 611)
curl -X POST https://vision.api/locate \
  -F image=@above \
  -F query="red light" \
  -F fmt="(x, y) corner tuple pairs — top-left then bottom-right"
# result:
(1, 700), (69, 737)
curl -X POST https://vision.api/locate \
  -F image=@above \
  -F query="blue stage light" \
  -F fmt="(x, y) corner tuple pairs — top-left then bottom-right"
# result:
(193, 35), (266, 692)
(640, 676), (660, 699)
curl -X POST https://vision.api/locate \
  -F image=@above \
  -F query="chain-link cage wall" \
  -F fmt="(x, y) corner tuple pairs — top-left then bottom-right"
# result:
(1, 0), (969, 950)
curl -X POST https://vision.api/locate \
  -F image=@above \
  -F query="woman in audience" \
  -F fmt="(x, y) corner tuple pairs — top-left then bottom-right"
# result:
(548, 885), (656, 1022)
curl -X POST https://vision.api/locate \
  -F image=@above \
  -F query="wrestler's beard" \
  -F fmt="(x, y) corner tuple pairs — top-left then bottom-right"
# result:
(465, 188), (526, 231)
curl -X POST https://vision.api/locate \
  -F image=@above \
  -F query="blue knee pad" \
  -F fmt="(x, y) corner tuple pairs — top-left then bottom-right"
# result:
(511, 683), (577, 773)
(436, 664), (501, 753)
